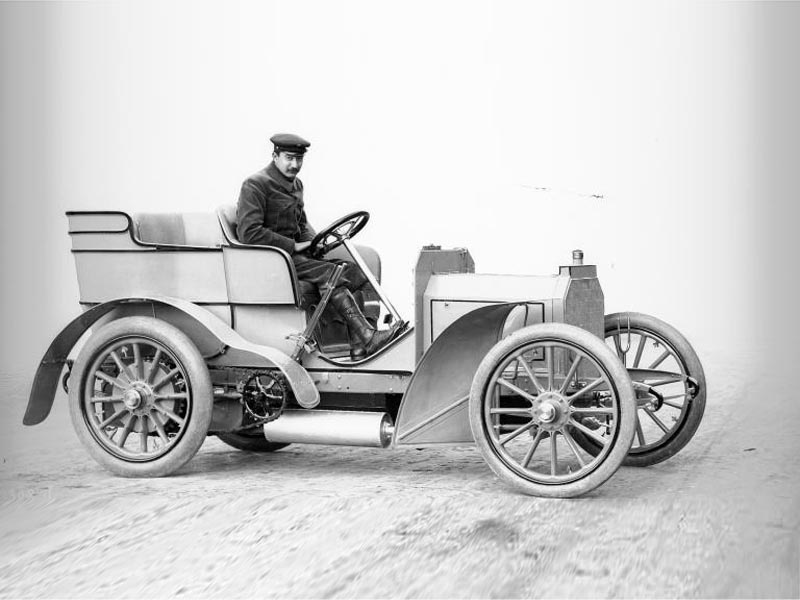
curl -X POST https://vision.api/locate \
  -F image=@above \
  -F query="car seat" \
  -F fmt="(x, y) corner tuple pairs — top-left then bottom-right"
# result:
(216, 205), (383, 357)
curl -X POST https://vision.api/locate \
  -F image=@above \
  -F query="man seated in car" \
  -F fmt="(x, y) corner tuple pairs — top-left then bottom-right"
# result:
(236, 133), (404, 358)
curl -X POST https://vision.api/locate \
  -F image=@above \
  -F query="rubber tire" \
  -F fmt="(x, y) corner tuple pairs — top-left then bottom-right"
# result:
(217, 431), (290, 453)
(68, 316), (213, 477)
(469, 323), (637, 498)
(604, 312), (706, 467)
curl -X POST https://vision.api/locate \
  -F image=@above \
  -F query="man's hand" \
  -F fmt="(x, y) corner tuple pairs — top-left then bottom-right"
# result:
(294, 240), (312, 253)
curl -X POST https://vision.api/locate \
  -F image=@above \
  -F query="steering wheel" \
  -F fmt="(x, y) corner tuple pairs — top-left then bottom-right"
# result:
(308, 211), (370, 258)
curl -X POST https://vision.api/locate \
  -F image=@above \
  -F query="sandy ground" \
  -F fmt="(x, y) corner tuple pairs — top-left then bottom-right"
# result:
(0, 359), (798, 599)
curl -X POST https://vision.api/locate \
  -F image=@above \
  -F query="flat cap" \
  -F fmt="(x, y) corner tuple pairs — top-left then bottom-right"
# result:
(270, 133), (311, 154)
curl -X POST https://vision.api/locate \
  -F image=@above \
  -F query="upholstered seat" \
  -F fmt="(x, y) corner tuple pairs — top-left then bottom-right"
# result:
(216, 205), (383, 354)
(216, 205), (382, 283)
(133, 212), (224, 247)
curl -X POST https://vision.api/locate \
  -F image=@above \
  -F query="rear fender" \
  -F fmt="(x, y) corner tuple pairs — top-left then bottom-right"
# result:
(24, 296), (318, 425)
(393, 303), (520, 446)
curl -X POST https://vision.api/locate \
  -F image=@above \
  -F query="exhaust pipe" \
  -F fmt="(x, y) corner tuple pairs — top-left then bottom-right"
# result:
(263, 410), (394, 448)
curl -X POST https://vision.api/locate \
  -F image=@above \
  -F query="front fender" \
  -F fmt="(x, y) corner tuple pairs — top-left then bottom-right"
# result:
(393, 303), (520, 445)
(24, 296), (318, 425)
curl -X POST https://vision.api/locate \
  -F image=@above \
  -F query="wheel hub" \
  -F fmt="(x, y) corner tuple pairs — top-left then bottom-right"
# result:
(531, 392), (570, 431)
(123, 389), (142, 410)
(539, 403), (556, 423)
(123, 382), (155, 415)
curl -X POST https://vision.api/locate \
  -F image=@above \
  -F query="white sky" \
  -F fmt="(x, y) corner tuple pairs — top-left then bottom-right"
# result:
(2, 1), (797, 377)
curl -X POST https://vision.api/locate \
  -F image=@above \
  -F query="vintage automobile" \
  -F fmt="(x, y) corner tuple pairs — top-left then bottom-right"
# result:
(24, 207), (705, 498)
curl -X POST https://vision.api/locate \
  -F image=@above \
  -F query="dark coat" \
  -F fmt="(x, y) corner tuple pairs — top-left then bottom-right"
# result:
(236, 161), (316, 254)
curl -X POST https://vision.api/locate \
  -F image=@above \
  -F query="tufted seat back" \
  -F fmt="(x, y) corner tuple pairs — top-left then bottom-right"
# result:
(133, 212), (224, 247)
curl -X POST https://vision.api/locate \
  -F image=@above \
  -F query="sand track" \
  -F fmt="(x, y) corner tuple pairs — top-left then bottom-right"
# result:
(1, 366), (797, 598)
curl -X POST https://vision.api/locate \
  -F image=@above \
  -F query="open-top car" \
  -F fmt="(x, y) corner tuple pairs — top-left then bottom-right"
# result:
(25, 207), (705, 497)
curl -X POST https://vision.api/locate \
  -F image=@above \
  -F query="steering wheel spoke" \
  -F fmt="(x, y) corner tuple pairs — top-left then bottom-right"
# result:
(309, 211), (369, 258)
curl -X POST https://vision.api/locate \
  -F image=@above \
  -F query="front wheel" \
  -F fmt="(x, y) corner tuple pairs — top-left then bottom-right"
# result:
(469, 323), (636, 498)
(68, 317), (213, 477)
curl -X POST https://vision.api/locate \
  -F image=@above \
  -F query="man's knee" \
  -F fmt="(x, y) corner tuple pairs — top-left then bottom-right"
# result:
(342, 262), (369, 291)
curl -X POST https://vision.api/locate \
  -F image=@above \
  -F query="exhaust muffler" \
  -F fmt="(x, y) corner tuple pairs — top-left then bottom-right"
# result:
(263, 410), (394, 448)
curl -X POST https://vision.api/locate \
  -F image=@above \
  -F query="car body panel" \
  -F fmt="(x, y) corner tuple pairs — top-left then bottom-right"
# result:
(30, 209), (604, 441)
(24, 295), (319, 425)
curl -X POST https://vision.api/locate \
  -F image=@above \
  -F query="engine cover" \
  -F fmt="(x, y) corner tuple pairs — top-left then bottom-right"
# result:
(422, 261), (604, 354)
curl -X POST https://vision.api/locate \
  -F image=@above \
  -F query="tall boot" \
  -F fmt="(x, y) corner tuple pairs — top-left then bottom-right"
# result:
(346, 324), (367, 361)
(330, 288), (403, 356)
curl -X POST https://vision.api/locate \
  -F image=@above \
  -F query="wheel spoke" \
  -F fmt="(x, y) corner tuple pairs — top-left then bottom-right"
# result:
(499, 420), (536, 446)
(561, 428), (587, 467)
(149, 412), (170, 444)
(94, 370), (127, 390)
(139, 415), (149, 452)
(648, 349), (670, 370)
(494, 424), (521, 432)
(558, 354), (583, 394)
(90, 395), (124, 403)
(99, 408), (128, 429)
(145, 348), (163, 384)
(115, 416), (136, 448)
(661, 397), (686, 409)
(648, 376), (686, 388)
(152, 367), (180, 391)
(545, 347), (554, 390)
(154, 392), (189, 401)
(570, 406), (614, 416)
(109, 350), (134, 383)
(489, 407), (533, 415)
(496, 378), (537, 404)
(516, 357), (545, 394)
(633, 334), (647, 368)
(549, 432), (558, 475)
(132, 343), (143, 380)
(635, 415), (646, 446)
(566, 377), (605, 404)
(569, 417), (608, 447)
(522, 428), (544, 468)
(153, 403), (185, 427)
(643, 408), (670, 434)
(661, 392), (688, 400)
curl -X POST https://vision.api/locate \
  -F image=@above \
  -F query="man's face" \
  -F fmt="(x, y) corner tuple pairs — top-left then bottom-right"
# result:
(273, 151), (304, 180)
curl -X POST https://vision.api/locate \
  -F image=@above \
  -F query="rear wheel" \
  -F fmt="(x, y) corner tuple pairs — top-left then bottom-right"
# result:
(216, 431), (290, 453)
(68, 317), (213, 477)
(469, 323), (636, 498)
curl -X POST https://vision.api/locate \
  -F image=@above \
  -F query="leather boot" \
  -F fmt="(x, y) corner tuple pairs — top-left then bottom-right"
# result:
(347, 326), (367, 361)
(330, 288), (404, 357)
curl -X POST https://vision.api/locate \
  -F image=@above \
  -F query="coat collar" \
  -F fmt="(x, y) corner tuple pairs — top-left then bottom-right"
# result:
(266, 161), (298, 193)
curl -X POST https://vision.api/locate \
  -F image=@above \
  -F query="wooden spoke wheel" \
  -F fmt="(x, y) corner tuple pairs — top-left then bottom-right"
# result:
(68, 317), (213, 477)
(602, 312), (706, 466)
(469, 323), (636, 498)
